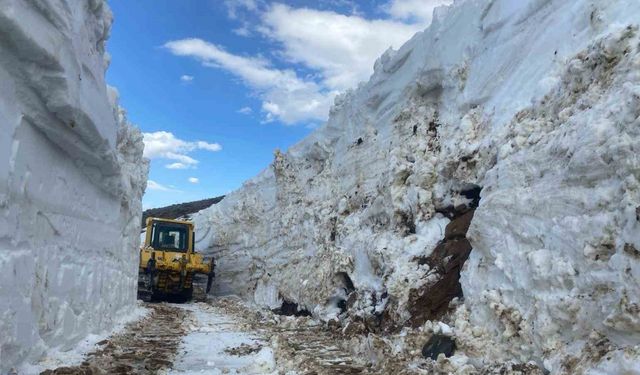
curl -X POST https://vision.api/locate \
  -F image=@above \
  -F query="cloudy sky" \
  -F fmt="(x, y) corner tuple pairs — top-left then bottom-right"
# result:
(107, 0), (452, 209)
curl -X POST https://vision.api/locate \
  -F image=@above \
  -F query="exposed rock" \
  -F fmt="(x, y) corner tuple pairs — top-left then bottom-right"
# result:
(422, 334), (456, 360)
(409, 204), (478, 326)
(444, 210), (475, 240)
(273, 300), (312, 317)
(428, 239), (473, 273)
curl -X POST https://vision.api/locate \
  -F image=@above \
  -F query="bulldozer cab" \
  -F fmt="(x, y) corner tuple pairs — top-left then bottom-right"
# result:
(147, 219), (191, 252)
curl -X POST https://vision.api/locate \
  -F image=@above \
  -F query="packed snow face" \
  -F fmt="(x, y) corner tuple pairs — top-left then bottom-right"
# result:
(0, 0), (148, 371)
(193, 0), (640, 371)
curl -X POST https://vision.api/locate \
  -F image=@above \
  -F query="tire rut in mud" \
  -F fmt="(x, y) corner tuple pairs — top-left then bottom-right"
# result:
(41, 304), (188, 375)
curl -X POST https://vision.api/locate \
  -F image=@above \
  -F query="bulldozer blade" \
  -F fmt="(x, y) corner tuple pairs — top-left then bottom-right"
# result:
(206, 274), (214, 293)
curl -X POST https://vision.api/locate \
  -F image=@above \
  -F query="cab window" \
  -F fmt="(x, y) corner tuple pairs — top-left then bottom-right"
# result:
(151, 222), (189, 252)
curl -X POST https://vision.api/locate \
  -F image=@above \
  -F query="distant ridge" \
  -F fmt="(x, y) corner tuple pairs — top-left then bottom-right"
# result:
(142, 196), (224, 225)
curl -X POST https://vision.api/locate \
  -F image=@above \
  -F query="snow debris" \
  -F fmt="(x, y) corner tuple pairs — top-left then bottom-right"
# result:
(0, 0), (148, 371)
(192, 0), (640, 372)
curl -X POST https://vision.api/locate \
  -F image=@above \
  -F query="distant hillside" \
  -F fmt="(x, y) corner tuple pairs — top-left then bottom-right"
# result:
(142, 196), (224, 225)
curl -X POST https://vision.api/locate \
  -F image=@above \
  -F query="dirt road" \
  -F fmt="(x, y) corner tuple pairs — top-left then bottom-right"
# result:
(39, 297), (538, 374)
(38, 297), (379, 374)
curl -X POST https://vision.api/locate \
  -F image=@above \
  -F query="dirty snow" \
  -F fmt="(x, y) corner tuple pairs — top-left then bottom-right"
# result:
(192, 0), (640, 372)
(0, 0), (148, 371)
(170, 302), (277, 375)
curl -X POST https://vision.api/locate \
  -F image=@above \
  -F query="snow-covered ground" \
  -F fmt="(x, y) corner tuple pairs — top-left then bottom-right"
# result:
(0, 0), (148, 371)
(192, 0), (640, 373)
(170, 302), (277, 375)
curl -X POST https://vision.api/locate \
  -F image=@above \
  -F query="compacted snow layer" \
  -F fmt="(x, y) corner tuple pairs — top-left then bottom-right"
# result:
(193, 0), (640, 372)
(169, 302), (277, 375)
(0, 0), (148, 371)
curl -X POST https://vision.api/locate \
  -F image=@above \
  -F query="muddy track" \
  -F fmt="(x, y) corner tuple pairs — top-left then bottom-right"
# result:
(271, 325), (369, 374)
(209, 298), (535, 375)
(210, 298), (372, 374)
(38, 299), (544, 374)
(41, 304), (188, 375)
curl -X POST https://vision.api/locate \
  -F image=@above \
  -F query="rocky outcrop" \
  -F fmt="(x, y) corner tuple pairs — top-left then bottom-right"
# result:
(410, 197), (478, 327)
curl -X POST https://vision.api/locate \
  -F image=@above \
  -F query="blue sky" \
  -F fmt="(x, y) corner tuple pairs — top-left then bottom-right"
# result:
(106, 0), (449, 209)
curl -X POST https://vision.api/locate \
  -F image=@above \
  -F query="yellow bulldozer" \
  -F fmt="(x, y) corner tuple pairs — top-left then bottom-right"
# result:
(138, 217), (214, 302)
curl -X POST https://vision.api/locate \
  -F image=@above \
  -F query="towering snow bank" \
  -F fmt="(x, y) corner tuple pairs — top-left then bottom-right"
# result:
(0, 1), (148, 371)
(194, 0), (640, 371)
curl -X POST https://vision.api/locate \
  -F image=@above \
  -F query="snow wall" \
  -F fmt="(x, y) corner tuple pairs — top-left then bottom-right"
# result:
(194, 0), (640, 372)
(0, 1), (148, 371)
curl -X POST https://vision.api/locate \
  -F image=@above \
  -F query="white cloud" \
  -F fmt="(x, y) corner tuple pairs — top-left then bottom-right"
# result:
(233, 26), (252, 37)
(166, 162), (189, 169)
(165, 2), (452, 125)
(238, 106), (253, 115)
(188, 177), (200, 184)
(225, 0), (262, 37)
(180, 74), (194, 82)
(224, 0), (259, 19)
(385, 0), (453, 24)
(164, 38), (335, 124)
(196, 141), (222, 152)
(260, 4), (424, 90)
(147, 180), (172, 191)
(143, 131), (222, 168)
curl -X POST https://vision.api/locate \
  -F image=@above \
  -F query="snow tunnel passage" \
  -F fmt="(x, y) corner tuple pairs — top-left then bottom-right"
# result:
(408, 184), (482, 327)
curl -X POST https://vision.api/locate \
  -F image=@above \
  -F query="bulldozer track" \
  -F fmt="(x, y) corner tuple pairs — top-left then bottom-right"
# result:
(40, 304), (188, 375)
